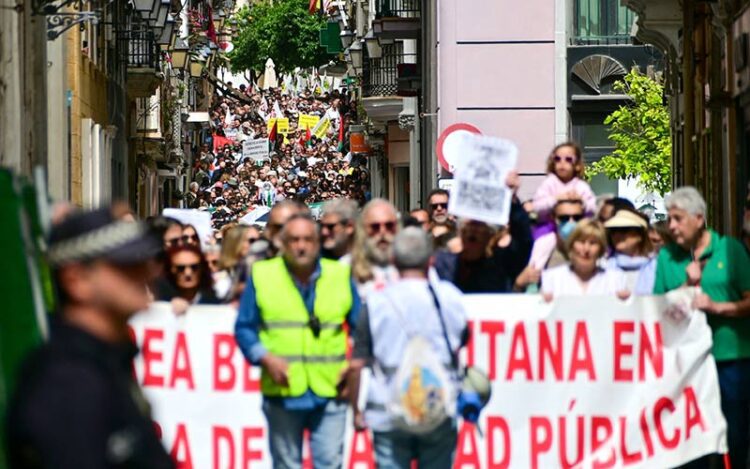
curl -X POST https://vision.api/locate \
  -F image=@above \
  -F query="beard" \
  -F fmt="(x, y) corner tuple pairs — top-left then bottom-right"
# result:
(365, 234), (393, 266)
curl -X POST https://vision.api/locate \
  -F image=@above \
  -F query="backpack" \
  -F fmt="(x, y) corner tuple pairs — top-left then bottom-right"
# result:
(381, 283), (458, 434)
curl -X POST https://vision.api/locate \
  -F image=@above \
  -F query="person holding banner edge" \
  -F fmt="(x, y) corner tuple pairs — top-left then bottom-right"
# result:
(235, 213), (361, 469)
(653, 186), (750, 469)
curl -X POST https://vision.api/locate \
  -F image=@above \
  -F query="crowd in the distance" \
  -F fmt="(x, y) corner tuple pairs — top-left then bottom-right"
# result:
(181, 78), (371, 231)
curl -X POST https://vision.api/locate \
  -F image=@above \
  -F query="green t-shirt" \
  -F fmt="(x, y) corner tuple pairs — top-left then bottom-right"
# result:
(653, 230), (750, 361)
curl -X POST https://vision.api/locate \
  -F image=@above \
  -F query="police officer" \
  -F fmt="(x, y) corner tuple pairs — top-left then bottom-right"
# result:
(7, 207), (174, 469)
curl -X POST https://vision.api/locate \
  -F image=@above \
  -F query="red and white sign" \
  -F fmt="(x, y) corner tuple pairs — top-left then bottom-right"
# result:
(436, 123), (482, 173)
(130, 293), (727, 468)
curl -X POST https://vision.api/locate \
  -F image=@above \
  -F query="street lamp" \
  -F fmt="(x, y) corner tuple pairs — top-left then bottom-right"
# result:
(133, 0), (157, 14)
(189, 57), (205, 77)
(364, 29), (381, 59)
(171, 38), (190, 70)
(154, 0), (170, 28)
(340, 29), (355, 49)
(349, 39), (363, 71)
(212, 9), (224, 33)
(158, 14), (176, 49)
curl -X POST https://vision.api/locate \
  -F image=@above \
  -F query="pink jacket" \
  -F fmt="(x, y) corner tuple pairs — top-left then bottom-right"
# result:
(532, 174), (597, 221)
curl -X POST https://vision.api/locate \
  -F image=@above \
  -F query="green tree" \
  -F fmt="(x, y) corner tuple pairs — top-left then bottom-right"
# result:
(230, 0), (330, 75)
(588, 70), (672, 196)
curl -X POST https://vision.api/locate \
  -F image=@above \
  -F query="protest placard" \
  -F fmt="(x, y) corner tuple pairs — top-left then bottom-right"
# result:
(267, 118), (289, 135)
(130, 294), (726, 468)
(242, 138), (270, 161)
(312, 116), (331, 139)
(161, 208), (212, 248)
(448, 133), (518, 225)
(298, 114), (320, 130)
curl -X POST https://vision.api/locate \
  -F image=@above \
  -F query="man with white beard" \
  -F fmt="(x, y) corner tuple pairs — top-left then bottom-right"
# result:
(351, 199), (400, 299)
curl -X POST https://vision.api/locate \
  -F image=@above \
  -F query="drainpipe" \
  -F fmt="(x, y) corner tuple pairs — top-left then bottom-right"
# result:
(682, 0), (695, 186)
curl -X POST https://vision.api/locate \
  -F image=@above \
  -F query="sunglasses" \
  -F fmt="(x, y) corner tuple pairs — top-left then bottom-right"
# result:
(182, 234), (199, 244)
(367, 221), (397, 235)
(165, 238), (181, 248)
(553, 155), (576, 164)
(174, 263), (201, 274)
(430, 202), (448, 210)
(557, 214), (584, 223)
(320, 221), (344, 232)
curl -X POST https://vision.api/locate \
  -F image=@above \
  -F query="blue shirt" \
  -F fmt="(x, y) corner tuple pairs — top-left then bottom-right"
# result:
(235, 259), (361, 410)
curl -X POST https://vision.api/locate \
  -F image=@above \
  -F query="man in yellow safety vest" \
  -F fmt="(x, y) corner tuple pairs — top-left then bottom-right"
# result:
(235, 213), (361, 468)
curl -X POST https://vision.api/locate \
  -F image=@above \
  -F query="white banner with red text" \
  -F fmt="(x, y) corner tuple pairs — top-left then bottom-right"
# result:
(129, 293), (727, 468)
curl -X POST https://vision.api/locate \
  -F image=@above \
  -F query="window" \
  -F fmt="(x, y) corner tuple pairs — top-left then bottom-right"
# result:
(574, 0), (634, 45)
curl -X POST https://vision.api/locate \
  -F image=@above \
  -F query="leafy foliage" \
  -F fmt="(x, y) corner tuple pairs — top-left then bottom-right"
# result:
(588, 70), (672, 196)
(230, 0), (330, 74)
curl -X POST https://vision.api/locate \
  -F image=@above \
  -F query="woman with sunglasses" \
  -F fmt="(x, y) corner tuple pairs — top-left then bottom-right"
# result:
(181, 224), (201, 248)
(157, 245), (220, 314)
(604, 208), (657, 294)
(531, 142), (597, 238)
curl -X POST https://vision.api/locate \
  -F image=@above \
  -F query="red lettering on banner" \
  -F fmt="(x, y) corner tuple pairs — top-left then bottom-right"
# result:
(569, 322), (596, 381)
(684, 386), (706, 439)
(454, 422), (480, 468)
(590, 416), (615, 469)
(613, 322), (634, 381)
(212, 426), (235, 469)
(480, 321), (504, 380)
(506, 323), (532, 380)
(538, 322), (564, 381)
(242, 427), (264, 467)
(466, 320), (476, 368)
(347, 430), (375, 469)
(653, 397), (680, 449)
(169, 332), (195, 389)
(558, 415), (584, 469)
(529, 417), (552, 469)
(170, 423), (194, 469)
(639, 408), (654, 458)
(619, 416), (642, 465)
(214, 334), (237, 391)
(486, 417), (510, 469)
(243, 362), (260, 392)
(142, 329), (165, 387)
(638, 323), (663, 380)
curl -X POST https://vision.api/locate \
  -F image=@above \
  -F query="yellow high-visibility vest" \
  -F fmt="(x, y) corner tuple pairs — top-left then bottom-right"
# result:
(253, 257), (352, 397)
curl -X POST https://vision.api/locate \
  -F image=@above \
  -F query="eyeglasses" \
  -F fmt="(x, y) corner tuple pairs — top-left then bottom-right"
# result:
(430, 202), (448, 211)
(367, 221), (397, 235)
(556, 214), (584, 223)
(553, 155), (576, 164)
(174, 263), (201, 274)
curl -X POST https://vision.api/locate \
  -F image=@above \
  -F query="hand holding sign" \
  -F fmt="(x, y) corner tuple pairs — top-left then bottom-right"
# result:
(448, 134), (519, 225)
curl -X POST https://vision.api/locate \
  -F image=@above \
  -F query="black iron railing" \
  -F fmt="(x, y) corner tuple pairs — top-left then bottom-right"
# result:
(363, 43), (417, 97)
(125, 26), (159, 68)
(573, 0), (634, 45)
(376, 0), (419, 19)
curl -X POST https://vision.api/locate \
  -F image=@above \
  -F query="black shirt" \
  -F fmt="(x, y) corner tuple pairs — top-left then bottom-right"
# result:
(7, 321), (174, 469)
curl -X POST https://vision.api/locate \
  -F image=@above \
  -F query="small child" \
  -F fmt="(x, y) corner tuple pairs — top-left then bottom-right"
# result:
(532, 141), (596, 224)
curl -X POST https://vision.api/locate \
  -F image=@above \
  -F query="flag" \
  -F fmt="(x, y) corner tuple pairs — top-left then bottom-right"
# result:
(206, 6), (218, 45)
(268, 119), (278, 151)
(308, 0), (322, 14)
(337, 116), (345, 151)
(273, 100), (283, 119)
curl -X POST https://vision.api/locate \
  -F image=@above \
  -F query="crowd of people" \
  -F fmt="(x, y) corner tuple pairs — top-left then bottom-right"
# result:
(6, 139), (750, 469)
(183, 79), (371, 230)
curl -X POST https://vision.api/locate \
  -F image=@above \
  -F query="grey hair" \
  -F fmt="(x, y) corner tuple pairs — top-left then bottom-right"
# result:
(393, 227), (433, 270)
(321, 198), (359, 222)
(665, 187), (706, 217)
(189, 182), (199, 191)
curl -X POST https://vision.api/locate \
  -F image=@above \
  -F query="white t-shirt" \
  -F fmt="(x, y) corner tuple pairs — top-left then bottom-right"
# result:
(541, 264), (627, 297)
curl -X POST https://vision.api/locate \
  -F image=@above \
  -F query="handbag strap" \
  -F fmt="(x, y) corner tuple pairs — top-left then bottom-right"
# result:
(427, 282), (460, 372)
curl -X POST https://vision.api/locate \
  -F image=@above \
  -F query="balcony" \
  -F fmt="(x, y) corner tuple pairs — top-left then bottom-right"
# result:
(362, 44), (418, 121)
(572, 0), (634, 46)
(372, 0), (420, 40)
(125, 26), (163, 98)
